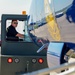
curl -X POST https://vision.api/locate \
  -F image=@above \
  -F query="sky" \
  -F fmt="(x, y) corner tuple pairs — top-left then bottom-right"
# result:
(0, 0), (32, 19)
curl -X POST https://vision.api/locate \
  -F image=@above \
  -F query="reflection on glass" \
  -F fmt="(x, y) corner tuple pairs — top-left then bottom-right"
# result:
(24, 20), (31, 42)
(28, 0), (75, 46)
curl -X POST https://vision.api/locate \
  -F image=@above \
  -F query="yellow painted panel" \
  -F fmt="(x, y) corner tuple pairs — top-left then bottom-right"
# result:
(44, 0), (61, 41)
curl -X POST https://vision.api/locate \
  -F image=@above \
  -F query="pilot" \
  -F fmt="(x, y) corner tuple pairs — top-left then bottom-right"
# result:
(6, 20), (24, 41)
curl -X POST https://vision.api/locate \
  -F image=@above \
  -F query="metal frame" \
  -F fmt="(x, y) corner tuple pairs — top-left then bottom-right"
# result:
(24, 61), (75, 75)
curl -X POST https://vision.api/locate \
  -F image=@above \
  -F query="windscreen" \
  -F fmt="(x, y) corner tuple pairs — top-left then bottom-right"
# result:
(28, 0), (75, 46)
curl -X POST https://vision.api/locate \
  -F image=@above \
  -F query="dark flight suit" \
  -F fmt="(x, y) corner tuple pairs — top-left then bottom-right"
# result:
(6, 25), (19, 41)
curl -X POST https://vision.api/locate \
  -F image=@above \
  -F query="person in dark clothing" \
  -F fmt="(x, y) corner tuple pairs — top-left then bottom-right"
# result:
(7, 20), (24, 41)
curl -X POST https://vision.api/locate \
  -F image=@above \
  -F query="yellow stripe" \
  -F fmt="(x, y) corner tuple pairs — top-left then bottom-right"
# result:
(46, 14), (61, 41)
(44, 0), (61, 41)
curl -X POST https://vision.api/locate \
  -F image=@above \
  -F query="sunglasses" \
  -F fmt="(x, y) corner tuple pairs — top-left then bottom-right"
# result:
(14, 22), (18, 24)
